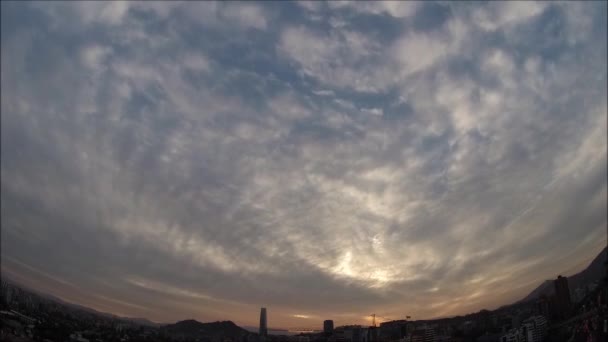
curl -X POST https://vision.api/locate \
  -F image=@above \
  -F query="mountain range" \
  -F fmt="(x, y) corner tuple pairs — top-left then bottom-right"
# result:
(518, 246), (607, 303)
(1, 277), (161, 326)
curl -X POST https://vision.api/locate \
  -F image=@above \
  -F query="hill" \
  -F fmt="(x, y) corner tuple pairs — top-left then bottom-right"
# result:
(162, 319), (252, 339)
(0, 276), (162, 326)
(518, 246), (607, 303)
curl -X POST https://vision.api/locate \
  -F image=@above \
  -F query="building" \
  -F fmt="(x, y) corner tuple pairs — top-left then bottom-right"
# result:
(501, 328), (524, 342)
(573, 287), (586, 303)
(358, 327), (370, 342)
(409, 330), (425, 342)
(378, 320), (408, 341)
(500, 315), (547, 342)
(535, 296), (551, 319)
(333, 328), (346, 342)
(290, 336), (310, 342)
(462, 321), (475, 334)
(423, 328), (436, 342)
(332, 325), (367, 342)
(324, 320), (334, 335)
(511, 315), (522, 329)
(407, 328), (435, 342)
(260, 308), (268, 337)
(368, 326), (378, 342)
(345, 325), (367, 342)
(553, 275), (572, 319)
(521, 316), (547, 342)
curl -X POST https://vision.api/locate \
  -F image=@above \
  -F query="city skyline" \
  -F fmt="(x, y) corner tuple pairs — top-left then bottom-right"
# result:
(0, 256), (602, 331)
(1, 0), (607, 330)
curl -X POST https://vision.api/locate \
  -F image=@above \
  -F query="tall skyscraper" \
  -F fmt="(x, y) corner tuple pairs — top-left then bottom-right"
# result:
(259, 307), (268, 337)
(553, 275), (572, 319)
(324, 320), (334, 335)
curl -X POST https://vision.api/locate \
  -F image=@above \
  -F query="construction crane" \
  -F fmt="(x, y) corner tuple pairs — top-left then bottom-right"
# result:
(370, 314), (394, 327)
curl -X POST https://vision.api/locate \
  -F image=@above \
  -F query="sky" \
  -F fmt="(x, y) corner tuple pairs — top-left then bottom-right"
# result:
(1, 0), (606, 330)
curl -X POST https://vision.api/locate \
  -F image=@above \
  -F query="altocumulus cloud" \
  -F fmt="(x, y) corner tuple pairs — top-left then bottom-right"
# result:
(1, 0), (606, 327)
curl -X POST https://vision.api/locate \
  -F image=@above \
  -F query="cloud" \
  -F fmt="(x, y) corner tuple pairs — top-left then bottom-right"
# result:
(292, 314), (311, 319)
(296, 1), (322, 13)
(278, 26), (396, 93)
(1, 0), (606, 328)
(472, 1), (547, 32)
(329, 1), (420, 19)
(80, 44), (113, 70)
(312, 89), (335, 97)
(361, 108), (383, 116)
(29, 1), (131, 27)
(221, 3), (268, 30)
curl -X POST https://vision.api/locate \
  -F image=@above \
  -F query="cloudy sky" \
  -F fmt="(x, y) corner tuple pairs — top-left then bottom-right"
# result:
(1, 0), (606, 329)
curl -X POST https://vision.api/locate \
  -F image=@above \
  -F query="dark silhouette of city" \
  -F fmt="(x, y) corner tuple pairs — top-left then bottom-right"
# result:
(2, 247), (606, 342)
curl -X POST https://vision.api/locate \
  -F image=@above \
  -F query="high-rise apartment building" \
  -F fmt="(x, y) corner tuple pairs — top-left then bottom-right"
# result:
(553, 275), (572, 319)
(324, 320), (334, 335)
